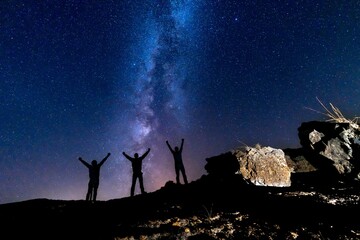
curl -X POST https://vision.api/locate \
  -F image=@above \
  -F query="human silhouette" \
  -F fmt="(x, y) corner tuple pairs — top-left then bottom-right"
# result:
(166, 138), (188, 184)
(123, 148), (150, 196)
(78, 152), (111, 202)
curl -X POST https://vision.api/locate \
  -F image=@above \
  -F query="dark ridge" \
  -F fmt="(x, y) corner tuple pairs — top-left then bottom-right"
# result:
(1, 173), (359, 240)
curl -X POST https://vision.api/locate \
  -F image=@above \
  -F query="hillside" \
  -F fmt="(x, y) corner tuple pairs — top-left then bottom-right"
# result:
(1, 172), (359, 240)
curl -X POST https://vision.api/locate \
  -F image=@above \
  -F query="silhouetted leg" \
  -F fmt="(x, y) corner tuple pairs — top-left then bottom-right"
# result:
(175, 167), (180, 184)
(93, 181), (99, 202)
(93, 187), (98, 202)
(86, 191), (91, 201)
(86, 182), (92, 201)
(181, 166), (188, 184)
(131, 174), (137, 196)
(139, 173), (146, 194)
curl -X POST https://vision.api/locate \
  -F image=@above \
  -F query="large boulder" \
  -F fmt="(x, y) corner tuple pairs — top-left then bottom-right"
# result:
(298, 121), (360, 180)
(233, 146), (293, 187)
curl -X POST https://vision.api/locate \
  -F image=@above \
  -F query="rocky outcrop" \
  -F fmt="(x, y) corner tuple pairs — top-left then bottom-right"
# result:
(298, 121), (360, 180)
(283, 148), (317, 173)
(204, 152), (240, 177)
(233, 146), (293, 187)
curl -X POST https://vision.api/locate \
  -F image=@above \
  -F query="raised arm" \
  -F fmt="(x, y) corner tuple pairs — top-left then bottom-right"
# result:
(140, 148), (151, 160)
(78, 157), (91, 168)
(99, 153), (111, 167)
(122, 151), (132, 161)
(166, 140), (174, 153)
(180, 138), (184, 152)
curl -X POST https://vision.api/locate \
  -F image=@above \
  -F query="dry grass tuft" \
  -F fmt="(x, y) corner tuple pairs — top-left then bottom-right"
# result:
(305, 97), (359, 128)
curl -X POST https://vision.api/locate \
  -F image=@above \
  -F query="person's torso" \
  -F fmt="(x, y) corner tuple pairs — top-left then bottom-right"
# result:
(132, 158), (142, 173)
(173, 151), (182, 163)
(89, 166), (100, 180)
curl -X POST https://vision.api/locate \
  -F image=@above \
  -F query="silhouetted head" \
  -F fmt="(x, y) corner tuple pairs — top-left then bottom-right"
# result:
(91, 160), (98, 166)
(134, 153), (139, 158)
(175, 146), (179, 152)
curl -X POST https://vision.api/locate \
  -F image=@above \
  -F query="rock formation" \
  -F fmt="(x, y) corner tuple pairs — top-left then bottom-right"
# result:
(298, 121), (360, 181)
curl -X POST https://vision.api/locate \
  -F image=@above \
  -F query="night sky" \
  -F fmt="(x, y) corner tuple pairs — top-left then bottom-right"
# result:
(1, 1), (360, 204)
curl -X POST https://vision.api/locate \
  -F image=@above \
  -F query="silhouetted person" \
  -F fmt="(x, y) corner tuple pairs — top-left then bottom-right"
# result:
(78, 153), (111, 202)
(123, 148), (150, 196)
(166, 138), (188, 184)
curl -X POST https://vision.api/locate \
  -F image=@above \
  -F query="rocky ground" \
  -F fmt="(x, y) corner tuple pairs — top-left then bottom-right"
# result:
(1, 173), (359, 240)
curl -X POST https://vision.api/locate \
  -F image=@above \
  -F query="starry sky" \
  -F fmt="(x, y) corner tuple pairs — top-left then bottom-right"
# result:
(1, 1), (360, 204)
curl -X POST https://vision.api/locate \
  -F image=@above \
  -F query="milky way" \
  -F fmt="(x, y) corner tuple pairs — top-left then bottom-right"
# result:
(128, 1), (192, 150)
(120, 0), (200, 195)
